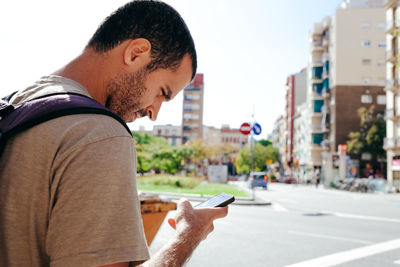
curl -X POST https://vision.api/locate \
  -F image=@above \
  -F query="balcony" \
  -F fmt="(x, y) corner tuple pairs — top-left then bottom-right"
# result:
(311, 124), (329, 133)
(322, 77), (329, 90)
(385, 108), (400, 120)
(311, 43), (324, 52)
(321, 123), (330, 132)
(384, 0), (398, 9)
(384, 78), (399, 92)
(313, 100), (324, 113)
(312, 82), (323, 95)
(321, 104), (329, 114)
(386, 18), (396, 34)
(310, 143), (328, 152)
(311, 92), (323, 100)
(312, 66), (323, 79)
(384, 137), (396, 150)
(386, 50), (397, 64)
(322, 37), (329, 48)
(321, 139), (330, 149)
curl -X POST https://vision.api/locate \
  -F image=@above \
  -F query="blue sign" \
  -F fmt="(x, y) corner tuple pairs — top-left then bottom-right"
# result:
(253, 123), (262, 135)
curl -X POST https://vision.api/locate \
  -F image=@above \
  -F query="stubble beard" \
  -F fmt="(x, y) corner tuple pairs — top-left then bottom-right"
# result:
(105, 67), (148, 122)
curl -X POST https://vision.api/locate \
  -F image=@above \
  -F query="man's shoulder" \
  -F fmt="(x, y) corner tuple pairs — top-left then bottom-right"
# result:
(10, 75), (92, 104)
(41, 113), (133, 144)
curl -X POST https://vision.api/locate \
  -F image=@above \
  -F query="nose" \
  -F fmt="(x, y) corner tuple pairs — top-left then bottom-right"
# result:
(145, 100), (163, 121)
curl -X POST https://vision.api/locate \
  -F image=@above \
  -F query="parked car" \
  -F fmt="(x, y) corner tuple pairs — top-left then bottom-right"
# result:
(249, 172), (268, 189)
(279, 177), (297, 184)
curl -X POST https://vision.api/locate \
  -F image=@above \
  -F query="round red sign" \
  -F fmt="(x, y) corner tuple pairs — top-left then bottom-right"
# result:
(240, 122), (251, 135)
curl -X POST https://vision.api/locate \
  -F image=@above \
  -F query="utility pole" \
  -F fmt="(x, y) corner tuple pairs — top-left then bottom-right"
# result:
(251, 111), (255, 200)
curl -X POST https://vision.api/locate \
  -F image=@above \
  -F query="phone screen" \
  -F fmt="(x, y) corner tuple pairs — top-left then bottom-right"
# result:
(195, 193), (235, 208)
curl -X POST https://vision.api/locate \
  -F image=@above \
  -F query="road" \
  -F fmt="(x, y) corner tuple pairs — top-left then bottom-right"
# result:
(149, 183), (400, 267)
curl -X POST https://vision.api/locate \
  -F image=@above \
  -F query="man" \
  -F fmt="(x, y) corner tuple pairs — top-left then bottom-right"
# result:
(0, 1), (228, 266)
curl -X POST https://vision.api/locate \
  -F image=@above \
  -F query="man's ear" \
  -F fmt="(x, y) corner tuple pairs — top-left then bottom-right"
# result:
(123, 38), (151, 68)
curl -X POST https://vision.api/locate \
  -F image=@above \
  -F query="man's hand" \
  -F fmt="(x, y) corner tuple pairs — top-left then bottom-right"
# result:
(167, 198), (228, 244)
(138, 198), (228, 267)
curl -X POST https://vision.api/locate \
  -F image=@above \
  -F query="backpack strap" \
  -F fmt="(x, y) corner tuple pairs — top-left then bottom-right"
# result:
(0, 93), (132, 156)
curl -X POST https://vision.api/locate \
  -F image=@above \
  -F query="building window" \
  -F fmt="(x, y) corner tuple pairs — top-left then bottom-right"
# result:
(362, 41), (371, 47)
(362, 77), (371, 85)
(192, 94), (201, 100)
(377, 23), (386, 30)
(361, 95), (373, 103)
(378, 42), (386, 48)
(362, 59), (371, 65)
(378, 79), (386, 86)
(192, 104), (200, 110)
(377, 95), (386, 105)
(377, 60), (386, 67)
(362, 23), (371, 29)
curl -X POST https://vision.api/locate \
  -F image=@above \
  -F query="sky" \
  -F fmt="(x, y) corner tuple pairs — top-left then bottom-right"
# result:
(0, 0), (343, 138)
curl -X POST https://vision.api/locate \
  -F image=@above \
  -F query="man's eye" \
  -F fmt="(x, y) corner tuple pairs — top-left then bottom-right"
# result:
(161, 88), (170, 100)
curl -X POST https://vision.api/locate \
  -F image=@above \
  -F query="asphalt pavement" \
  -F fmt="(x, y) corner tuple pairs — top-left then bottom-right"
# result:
(149, 182), (400, 267)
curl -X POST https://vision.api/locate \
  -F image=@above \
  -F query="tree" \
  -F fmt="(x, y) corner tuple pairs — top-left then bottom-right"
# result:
(133, 132), (170, 174)
(235, 143), (279, 174)
(152, 147), (187, 174)
(346, 105), (386, 171)
(257, 139), (272, 147)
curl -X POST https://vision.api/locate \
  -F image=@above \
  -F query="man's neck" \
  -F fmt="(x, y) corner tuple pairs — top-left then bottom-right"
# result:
(53, 49), (112, 105)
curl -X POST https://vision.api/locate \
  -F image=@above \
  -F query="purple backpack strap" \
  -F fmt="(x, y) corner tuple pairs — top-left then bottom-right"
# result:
(0, 93), (131, 156)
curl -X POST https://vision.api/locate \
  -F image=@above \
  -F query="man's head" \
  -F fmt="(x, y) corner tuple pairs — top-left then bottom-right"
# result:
(86, 0), (197, 122)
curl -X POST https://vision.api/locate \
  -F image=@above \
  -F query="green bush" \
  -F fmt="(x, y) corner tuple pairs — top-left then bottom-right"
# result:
(138, 175), (201, 189)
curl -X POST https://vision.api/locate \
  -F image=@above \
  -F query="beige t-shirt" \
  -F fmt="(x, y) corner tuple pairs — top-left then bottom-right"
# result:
(0, 76), (150, 267)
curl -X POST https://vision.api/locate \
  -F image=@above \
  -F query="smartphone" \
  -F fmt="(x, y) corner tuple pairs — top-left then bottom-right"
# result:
(195, 193), (235, 208)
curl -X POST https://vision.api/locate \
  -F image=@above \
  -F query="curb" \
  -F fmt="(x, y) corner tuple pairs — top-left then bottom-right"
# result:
(139, 191), (271, 206)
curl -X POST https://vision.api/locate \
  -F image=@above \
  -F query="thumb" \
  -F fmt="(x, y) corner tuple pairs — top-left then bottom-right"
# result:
(168, 218), (176, 230)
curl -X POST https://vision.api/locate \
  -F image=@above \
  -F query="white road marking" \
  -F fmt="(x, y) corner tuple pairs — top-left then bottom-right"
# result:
(271, 202), (289, 212)
(325, 211), (400, 224)
(285, 238), (400, 267)
(394, 259), (400, 265)
(288, 231), (373, 245)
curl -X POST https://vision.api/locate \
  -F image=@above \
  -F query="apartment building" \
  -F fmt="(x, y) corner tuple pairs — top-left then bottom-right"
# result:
(306, 0), (386, 182)
(271, 115), (287, 174)
(285, 68), (307, 169)
(203, 126), (221, 146)
(293, 102), (310, 182)
(220, 125), (249, 147)
(384, 0), (400, 190)
(182, 74), (204, 144)
(153, 125), (182, 146)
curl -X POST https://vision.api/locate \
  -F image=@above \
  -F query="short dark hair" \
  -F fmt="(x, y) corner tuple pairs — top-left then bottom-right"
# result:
(87, 0), (197, 79)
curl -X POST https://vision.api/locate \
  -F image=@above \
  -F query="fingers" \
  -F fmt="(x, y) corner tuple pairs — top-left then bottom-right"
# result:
(211, 206), (229, 220)
(177, 198), (193, 212)
(196, 206), (229, 220)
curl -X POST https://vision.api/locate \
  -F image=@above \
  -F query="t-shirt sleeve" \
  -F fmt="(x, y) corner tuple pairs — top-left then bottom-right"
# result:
(47, 135), (149, 267)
